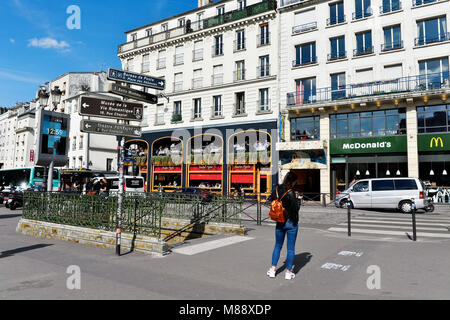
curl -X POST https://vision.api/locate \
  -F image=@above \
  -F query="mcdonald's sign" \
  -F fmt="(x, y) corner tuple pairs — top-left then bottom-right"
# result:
(430, 137), (444, 148)
(418, 133), (450, 151)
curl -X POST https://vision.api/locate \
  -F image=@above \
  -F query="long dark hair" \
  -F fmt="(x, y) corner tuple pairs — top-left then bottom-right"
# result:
(282, 171), (298, 189)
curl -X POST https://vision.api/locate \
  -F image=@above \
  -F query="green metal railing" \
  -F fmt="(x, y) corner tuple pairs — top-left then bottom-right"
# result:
(23, 192), (243, 239)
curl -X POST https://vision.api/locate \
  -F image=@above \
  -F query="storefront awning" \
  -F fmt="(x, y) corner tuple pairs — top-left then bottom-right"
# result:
(190, 174), (222, 181)
(231, 174), (254, 184)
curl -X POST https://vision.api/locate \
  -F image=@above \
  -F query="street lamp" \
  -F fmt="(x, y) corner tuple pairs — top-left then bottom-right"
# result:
(51, 86), (62, 111)
(38, 87), (50, 108)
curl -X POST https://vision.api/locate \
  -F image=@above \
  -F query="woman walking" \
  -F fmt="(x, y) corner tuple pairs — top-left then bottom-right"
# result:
(267, 171), (301, 280)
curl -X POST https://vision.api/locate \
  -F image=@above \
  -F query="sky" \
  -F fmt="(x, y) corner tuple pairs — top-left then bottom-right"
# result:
(0, 0), (197, 107)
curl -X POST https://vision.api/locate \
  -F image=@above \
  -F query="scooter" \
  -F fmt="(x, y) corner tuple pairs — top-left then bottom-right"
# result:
(423, 188), (435, 213)
(5, 187), (24, 210)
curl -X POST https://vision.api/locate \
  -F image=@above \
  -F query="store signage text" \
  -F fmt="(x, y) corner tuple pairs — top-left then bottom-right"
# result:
(342, 142), (392, 150)
(330, 136), (407, 155)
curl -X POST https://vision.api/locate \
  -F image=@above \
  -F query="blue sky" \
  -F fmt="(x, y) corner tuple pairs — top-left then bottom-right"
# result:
(0, 0), (197, 107)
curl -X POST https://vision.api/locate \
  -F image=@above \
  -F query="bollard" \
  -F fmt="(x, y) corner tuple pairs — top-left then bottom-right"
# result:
(347, 198), (352, 237)
(322, 193), (326, 207)
(411, 198), (417, 241)
(256, 195), (261, 226)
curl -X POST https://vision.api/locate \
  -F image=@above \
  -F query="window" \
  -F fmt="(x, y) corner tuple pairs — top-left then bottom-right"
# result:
(131, 33), (137, 41)
(418, 57), (449, 89)
(193, 40), (203, 61)
(193, 69), (203, 89)
(259, 89), (270, 111)
(329, 36), (346, 60)
(259, 24), (270, 46)
(413, 0), (439, 7)
(383, 25), (402, 51)
(174, 101), (182, 116)
(235, 61), (245, 81)
(146, 28), (153, 37)
(213, 35), (223, 56)
(156, 104), (165, 124)
(381, 0), (401, 13)
(372, 180), (395, 191)
(355, 31), (373, 56)
(193, 98), (202, 119)
(394, 179), (418, 190)
(126, 58), (134, 72)
(353, 0), (372, 20)
(355, 68), (373, 84)
(331, 72), (346, 100)
(161, 23), (168, 32)
(291, 116), (320, 140)
(238, 0), (247, 10)
(79, 137), (83, 150)
(384, 64), (403, 79)
(330, 108), (407, 139)
(157, 50), (166, 69)
(178, 18), (185, 28)
(106, 159), (113, 172)
(217, 6), (225, 15)
(417, 104), (450, 133)
(235, 30), (245, 51)
(174, 45), (184, 66)
(212, 65), (223, 85)
(213, 96), (223, 117)
(294, 42), (316, 66)
(142, 54), (150, 73)
(416, 17), (448, 46)
(353, 181), (369, 192)
(294, 77), (316, 104)
(293, 9), (317, 34)
(258, 56), (270, 77)
(235, 92), (245, 115)
(328, 1), (345, 25)
(174, 72), (183, 92)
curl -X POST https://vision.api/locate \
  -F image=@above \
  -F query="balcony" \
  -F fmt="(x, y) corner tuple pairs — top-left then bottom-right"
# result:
(173, 81), (183, 92)
(286, 71), (450, 107)
(234, 40), (246, 52)
(212, 44), (224, 57)
(292, 57), (317, 67)
(280, 0), (307, 7)
(353, 47), (374, 57)
(192, 77), (203, 89)
(258, 99), (271, 112)
(292, 22), (317, 35)
(257, 33), (271, 47)
(192, 49), (203, 62)
(233, 70), (246, 82)
(381, 41), (404, 52)
(380, 1), (402, 14)
(211, 74), (224, 86)
(327, 15), (346, 26)
(118, 0), (277, 54)
(327, 51), (347, 61)
(412, 0), (440, 7)
(156, 58), (166, 70)
(257, 65), (271, 78)
(352, 8), (373, 21)
(414, 33), (450, 46)
(173, 53), (184, 66)
(233, 103), (246, 116)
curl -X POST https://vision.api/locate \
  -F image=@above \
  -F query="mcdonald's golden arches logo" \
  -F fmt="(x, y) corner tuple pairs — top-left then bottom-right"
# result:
(430, 137), (444, 148)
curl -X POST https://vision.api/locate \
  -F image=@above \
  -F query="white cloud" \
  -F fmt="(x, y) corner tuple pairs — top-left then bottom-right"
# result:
(28, 37), (70, 51)
(9, 38), (15, 44)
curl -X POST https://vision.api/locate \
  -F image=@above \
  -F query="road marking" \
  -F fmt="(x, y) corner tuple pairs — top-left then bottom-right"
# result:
(338, 250), (363, 257)
(355, 216), (450, 223)
(328, 227), (450, 238)
(321, 262), (351, 271)
(351, 219), (449, 227)
(172, 236), (254, 256)
(340, 223), (449, 232)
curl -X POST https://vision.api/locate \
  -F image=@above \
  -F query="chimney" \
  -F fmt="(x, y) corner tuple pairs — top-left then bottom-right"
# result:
(198, 0), (214, 7)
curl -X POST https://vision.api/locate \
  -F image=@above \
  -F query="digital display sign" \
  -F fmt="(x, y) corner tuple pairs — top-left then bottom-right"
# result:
(35, 110), (70, 167)
(41, 115), (68, 155)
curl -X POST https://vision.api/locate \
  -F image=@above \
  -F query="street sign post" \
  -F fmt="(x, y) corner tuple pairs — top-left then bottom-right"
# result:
(107, 67), (166, 90)
(79, 96), (143, 121)
(80, 120), (142, 138)
(108, 83), (158, 104)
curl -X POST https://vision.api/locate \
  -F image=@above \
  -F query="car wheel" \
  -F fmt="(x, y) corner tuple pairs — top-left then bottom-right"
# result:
(399, 201), (413, 214)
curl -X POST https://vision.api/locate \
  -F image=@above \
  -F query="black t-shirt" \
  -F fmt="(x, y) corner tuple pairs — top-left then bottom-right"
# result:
(269, 185), (300, 225)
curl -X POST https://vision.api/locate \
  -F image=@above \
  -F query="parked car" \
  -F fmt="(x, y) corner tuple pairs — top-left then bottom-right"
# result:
(174, 187), (213, 204)
(335, 178), (429, 213)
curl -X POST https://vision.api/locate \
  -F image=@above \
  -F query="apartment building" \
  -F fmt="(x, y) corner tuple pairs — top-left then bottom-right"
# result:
(277, 0), (450, 201)
(118, 0), (279, 195)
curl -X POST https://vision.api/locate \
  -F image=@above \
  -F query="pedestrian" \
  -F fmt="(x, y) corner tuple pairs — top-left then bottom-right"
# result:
(267, 171), (301, 280)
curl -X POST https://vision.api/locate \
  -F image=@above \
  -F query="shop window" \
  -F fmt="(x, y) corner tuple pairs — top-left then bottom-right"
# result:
(331, 108), (406, 139)
(417, 104), (450, 133)
(291, 116), (320, 140)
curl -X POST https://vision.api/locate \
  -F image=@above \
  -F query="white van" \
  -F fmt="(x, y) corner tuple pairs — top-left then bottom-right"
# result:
(335, 178), (427, 213)
(94, 176), (145, 193)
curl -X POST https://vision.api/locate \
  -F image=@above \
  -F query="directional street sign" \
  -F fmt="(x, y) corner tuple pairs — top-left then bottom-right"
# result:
(107, 67), (166, 90)
(79, 96), (143, 122)
(108, 83), (158, 104)
(80, 120), (142, 138)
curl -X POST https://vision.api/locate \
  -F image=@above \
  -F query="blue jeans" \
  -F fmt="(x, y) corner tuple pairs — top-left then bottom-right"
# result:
(271, 220), (299, 271)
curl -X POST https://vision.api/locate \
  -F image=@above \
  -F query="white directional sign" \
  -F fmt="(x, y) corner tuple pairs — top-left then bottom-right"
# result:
(80, 120), (142, 138)
(107, 68), (166, 90)
(79, 96), (143, 122)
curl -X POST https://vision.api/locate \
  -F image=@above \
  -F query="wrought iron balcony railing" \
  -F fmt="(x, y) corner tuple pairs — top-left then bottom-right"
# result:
(414, 33), (450, 46)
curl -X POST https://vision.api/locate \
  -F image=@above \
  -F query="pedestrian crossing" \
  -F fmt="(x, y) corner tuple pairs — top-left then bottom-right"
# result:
(328, 214), (450, 240)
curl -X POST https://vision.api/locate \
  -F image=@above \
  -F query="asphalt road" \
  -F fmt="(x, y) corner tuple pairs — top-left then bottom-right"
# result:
(1, 205), (450, 300)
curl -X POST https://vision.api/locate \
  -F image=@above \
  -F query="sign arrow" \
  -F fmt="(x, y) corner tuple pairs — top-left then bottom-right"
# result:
(82, 103), (90, 109)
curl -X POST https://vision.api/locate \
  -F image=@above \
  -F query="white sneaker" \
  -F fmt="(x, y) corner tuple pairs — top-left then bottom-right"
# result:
(267, 269), (276, 278)
(285, 272), (295, 280)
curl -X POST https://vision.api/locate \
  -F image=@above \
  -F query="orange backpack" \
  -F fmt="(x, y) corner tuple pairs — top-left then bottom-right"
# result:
(269, 187), (291, 223)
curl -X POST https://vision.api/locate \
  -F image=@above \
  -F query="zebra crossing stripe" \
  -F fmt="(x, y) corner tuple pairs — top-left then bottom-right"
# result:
(339, 223), (449, 232)
(350, 219), (450, 227)
(328, 227), (450, 239)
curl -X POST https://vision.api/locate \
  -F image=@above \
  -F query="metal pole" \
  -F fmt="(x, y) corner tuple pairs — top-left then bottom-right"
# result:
(47, 161), (54, 192)
(116, 137), (125, 256)
(411, 198), (417, 241)
(347, 198), (352, 237)
(256, 194), (261, 226)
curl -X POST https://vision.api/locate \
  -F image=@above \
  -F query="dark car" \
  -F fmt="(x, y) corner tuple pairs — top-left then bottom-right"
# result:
(174, 187), (213, 204)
